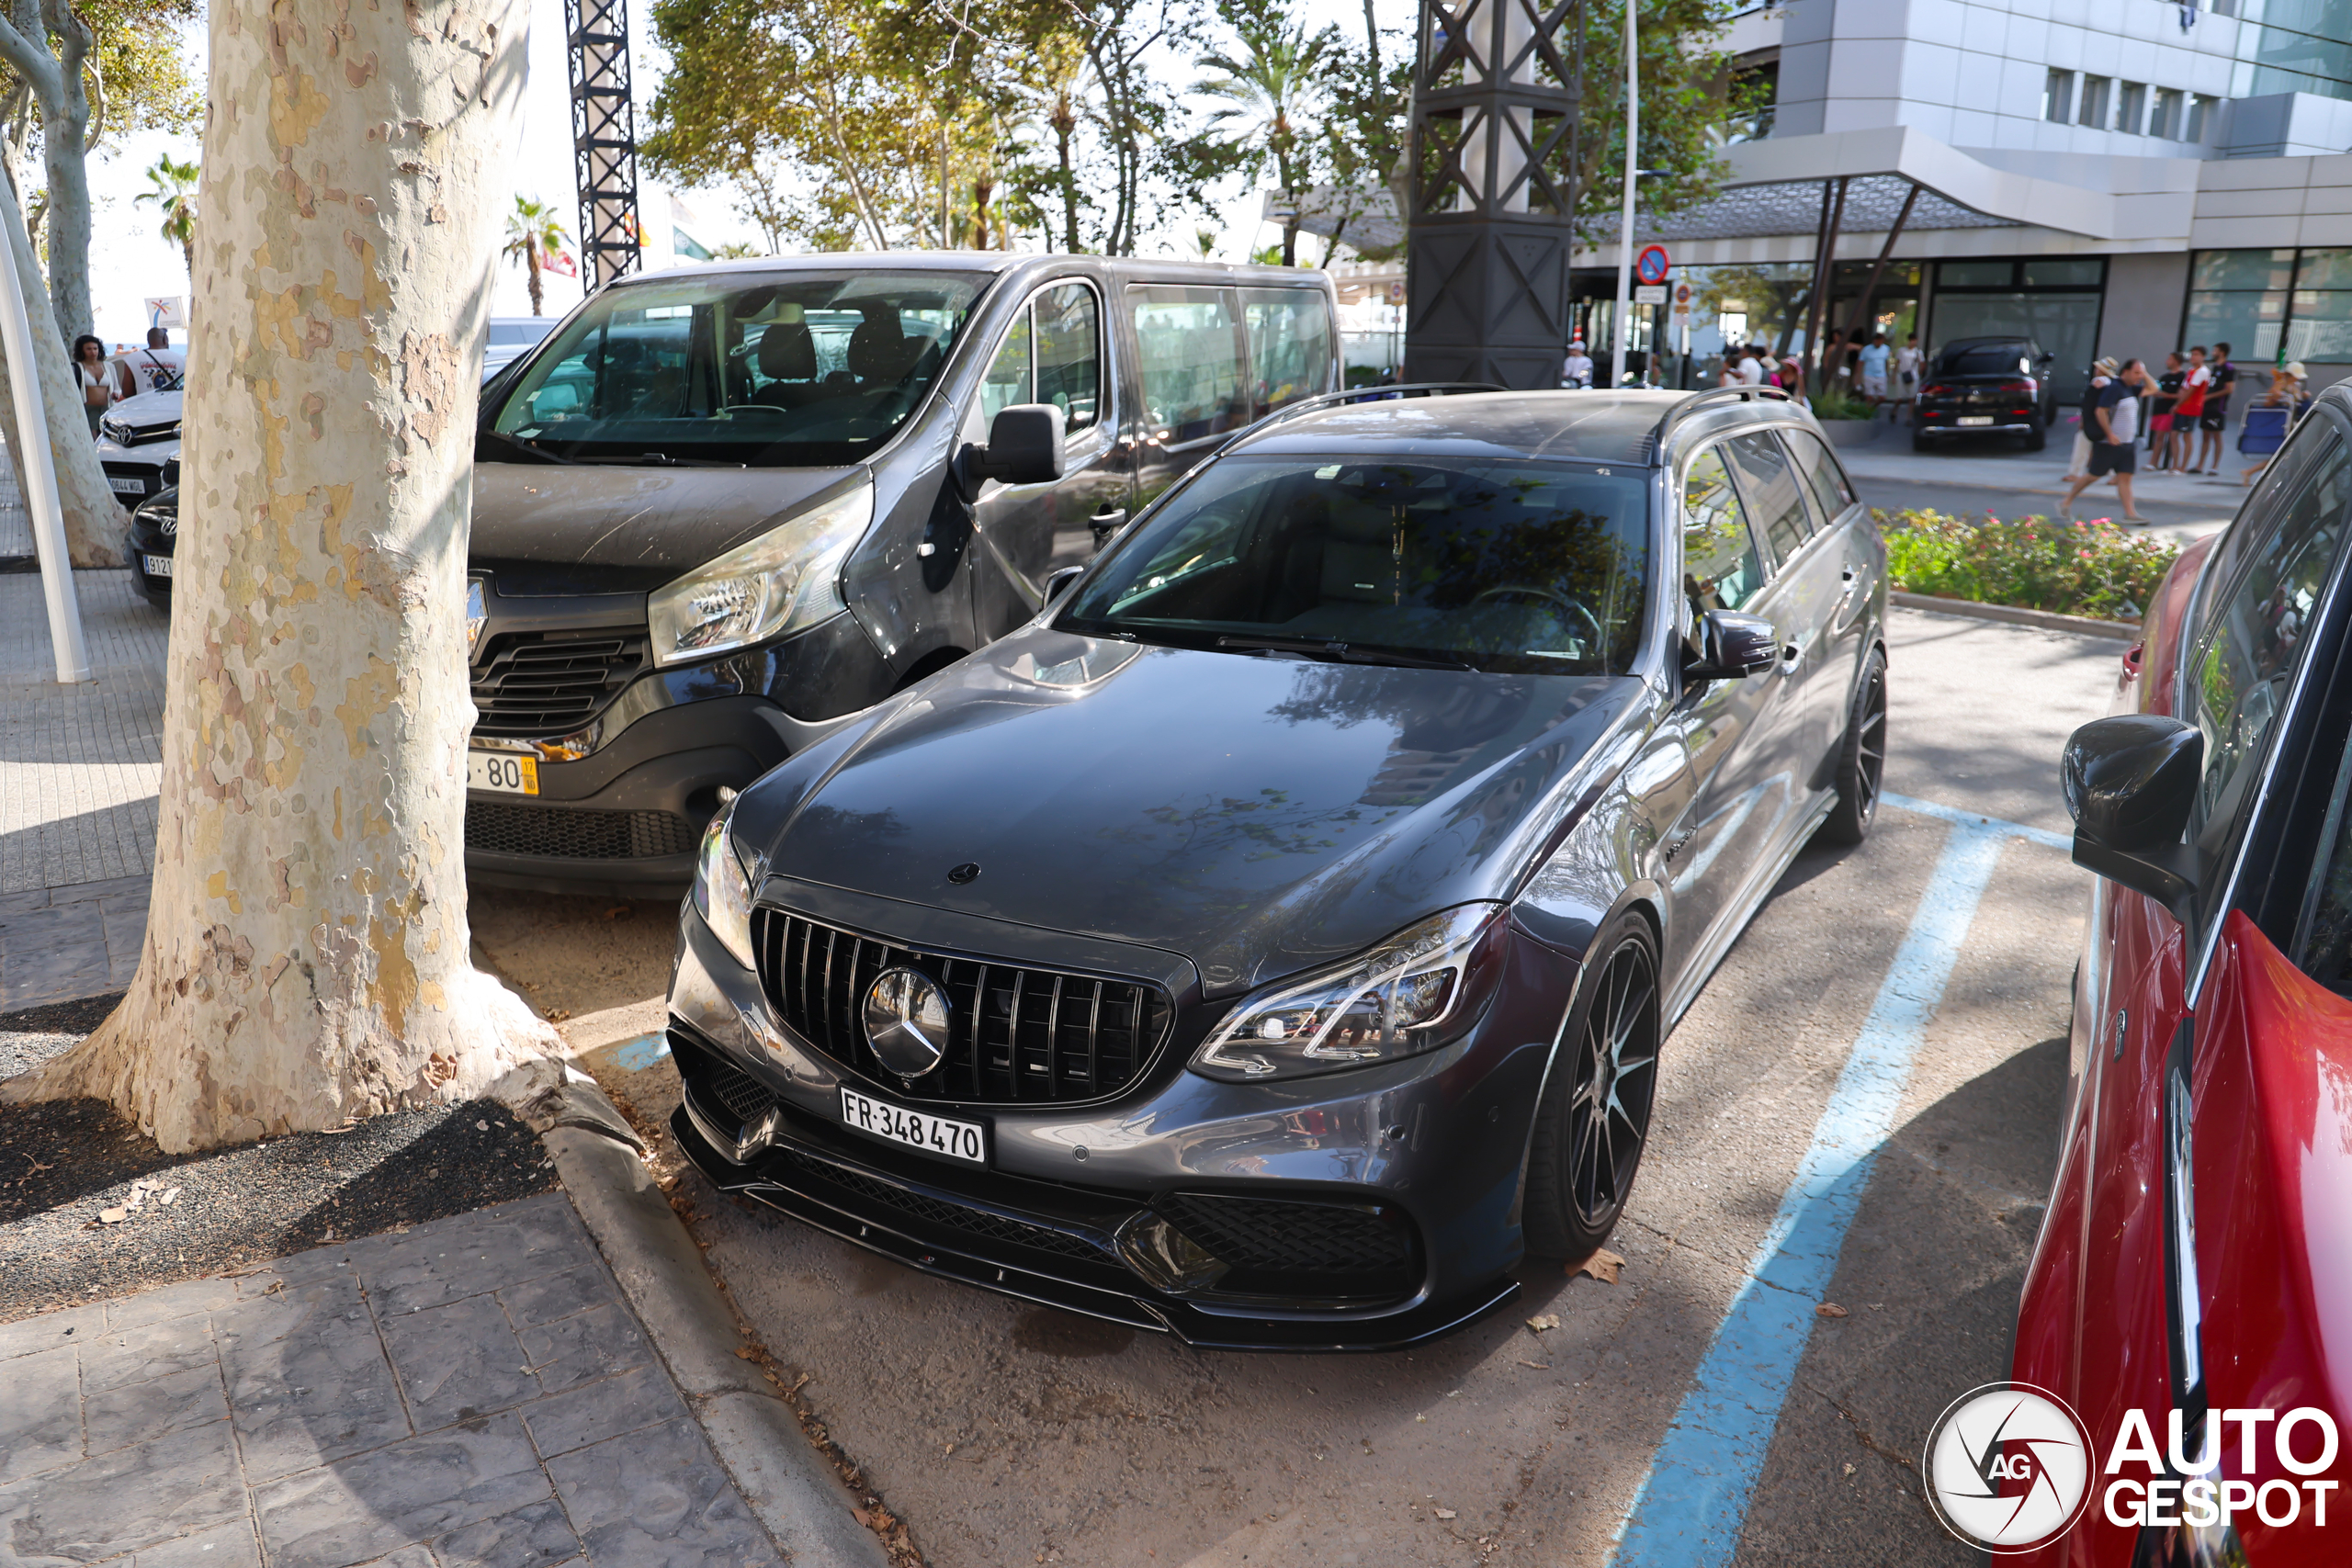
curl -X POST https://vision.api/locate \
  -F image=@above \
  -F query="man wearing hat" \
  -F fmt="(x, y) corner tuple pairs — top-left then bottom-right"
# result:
(2064, 357), (2119, 484)
(1562, 339), (1594, 389)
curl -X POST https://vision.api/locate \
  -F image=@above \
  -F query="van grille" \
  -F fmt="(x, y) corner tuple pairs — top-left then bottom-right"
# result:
(470, 630), (646, 734)
(465, 801), (696, 861)
(751, 908), (1170, 1105)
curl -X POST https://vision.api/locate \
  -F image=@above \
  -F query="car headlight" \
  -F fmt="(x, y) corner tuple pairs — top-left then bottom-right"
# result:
(1191, 904), (1508, 1083)
(691, 797), (757, 971)
(647, 479), (872, 667)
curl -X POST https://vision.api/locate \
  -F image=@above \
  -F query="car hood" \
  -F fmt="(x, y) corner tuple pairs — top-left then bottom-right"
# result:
(109, 388), (181, 424)
(737, 626), (1646, 995)
(469, 462), (865, 594)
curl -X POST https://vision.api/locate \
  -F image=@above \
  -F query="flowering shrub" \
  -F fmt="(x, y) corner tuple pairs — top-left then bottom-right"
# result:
(1873, 508), (2180, 622)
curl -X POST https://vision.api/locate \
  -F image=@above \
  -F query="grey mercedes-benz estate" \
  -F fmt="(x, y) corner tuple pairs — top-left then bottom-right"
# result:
(663, 384), (1889, 1349)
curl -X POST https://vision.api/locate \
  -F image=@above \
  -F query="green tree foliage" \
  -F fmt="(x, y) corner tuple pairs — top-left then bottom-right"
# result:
(1573, 0), (1763, 242)
(1183, 0), (1340, 266)
(502, 196), (571, 316)
(134, 152), (196, 278)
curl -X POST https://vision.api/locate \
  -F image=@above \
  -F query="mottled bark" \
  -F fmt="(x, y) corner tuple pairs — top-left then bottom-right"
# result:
(0, 186), (126, 569)
(5, 0), (559, 1149)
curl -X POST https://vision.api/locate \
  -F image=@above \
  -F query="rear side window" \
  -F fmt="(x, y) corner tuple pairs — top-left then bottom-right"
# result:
(1682, 447), (1765, 613)
(1128, 286), (1245, 446)
(2186, 434), (2349, 891)
(1240, 288), (1332, 417)
(1720, 431), (1815, 565)
(1781, 429), (1857, 525)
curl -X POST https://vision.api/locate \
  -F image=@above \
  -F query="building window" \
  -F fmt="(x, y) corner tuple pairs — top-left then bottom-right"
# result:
(2186, 250), (2297, 363)
(2288, 251), (2352, 363)
(2044, 68), (2075, 124)
(2117, 82), (2147, 134)
(2077, 76), (2111, 130)
(2187, 93), (2217, 142)
(2151, 87), (2185, 141)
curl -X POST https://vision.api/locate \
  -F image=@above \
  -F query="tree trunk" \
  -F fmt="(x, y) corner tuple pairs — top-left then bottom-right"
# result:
(0, 186), (124, 569)
(526, 243), (544, 315)
(4, 0), (558, 1150)
(39, 69), (92, 344)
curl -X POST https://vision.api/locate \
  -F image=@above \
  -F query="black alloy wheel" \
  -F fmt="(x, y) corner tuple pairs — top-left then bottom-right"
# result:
(1524, 922), (1660, 1259)
(1818, 646), (1888, 845)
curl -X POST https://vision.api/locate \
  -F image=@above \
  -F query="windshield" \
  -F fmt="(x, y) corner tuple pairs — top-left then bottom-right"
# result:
(485, 270), (988, 466)
(1057, 456), (1650, 676)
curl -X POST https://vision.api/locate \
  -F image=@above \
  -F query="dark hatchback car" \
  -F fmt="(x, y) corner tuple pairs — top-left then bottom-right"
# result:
(1911, 334), (2060, 451)
(662, 384), (1891, 1349)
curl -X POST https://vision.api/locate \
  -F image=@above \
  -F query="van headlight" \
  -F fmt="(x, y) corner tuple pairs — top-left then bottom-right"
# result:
(1192, 905), (1508, 1082)
(691, 798), (756, 971)
(647, 479), (872, 667)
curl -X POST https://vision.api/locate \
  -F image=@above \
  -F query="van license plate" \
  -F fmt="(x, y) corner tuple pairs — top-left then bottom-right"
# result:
(466, 750), (538, 795)
(839, 1087), (987, 1165)
(1957, 415), (1994, 426)
(109, 475), (148, 494)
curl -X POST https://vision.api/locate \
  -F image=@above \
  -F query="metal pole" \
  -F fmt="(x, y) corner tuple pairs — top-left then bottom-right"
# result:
(0, 206), (89, 684)
(1609, 1), (1637, 389)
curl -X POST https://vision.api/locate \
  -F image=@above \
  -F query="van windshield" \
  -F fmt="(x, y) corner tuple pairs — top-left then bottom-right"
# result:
(483, 270), (988, 467)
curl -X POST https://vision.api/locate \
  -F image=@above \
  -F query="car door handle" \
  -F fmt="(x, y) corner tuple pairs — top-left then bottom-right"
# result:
(1090, 507), (1128, 526)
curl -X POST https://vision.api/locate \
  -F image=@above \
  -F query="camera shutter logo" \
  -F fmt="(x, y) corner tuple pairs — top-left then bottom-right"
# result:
(1922, 1382), (2094, 1551)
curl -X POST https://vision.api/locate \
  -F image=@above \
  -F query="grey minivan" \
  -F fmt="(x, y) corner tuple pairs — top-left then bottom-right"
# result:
(466, 255), (1339, 894)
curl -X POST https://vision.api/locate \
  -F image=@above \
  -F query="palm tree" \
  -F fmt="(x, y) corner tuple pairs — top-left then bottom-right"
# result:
(502, 197), (572, 316)
(1197, 2), (1340, 266)
(136, 155), (199, 279)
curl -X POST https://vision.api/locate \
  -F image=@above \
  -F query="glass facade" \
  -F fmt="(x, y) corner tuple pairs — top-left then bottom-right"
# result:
(2229, 0), (2352, 103)
(2185, 249), (2352, 363)
(1928, 258), (2109, 401)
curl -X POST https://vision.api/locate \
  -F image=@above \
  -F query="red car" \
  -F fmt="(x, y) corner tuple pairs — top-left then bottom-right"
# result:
(2016, 387), (2352, 1564)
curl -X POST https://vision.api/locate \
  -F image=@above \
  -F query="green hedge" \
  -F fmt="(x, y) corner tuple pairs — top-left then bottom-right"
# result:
(1874, 508), (2179, 623)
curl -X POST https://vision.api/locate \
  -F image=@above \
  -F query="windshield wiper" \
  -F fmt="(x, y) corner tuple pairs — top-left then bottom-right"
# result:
(1214, 634), (1476, 671)
(479, 429), (576, 465)
(571, 452), (747, 468)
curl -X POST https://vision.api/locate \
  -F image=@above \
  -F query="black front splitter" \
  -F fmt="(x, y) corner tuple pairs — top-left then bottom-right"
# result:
(668, 1104), (1520, 1352)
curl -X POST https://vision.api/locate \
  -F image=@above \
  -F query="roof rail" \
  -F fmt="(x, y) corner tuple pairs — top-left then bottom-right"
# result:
(1647, 384), (1793, 459)
(1206, 381), (1503, 459)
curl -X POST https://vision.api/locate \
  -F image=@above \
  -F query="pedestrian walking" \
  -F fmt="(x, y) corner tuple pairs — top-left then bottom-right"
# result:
(2148, 352), (2184, 470)
(2062, 357), (2149, 523)
(1858, 332), (1893, 411)
(70, 334), (127, 435)
(2196, 340), (2236, 473)
(116, 327), (185, 396)
(1736, 343), (1766, 386)
(1894, 333), (1922, 422)
(2065, 357), (2118, 483)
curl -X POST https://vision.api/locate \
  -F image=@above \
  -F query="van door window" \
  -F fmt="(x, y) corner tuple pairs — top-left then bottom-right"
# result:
(1721, 431), (1816, 565)
(1240, 288), (1332, 416)
(980, 310), (1034, 424)
(1682, 446), (1765, 613)
(1035, 284), (1101, 433)
(1127, 286), (1245, 446)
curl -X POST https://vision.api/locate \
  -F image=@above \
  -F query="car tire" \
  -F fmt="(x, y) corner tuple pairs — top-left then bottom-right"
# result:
(1523, 919), (1661, 1261)
(1817, 646), (1888, 846)
(2025, 420), (2048, 452)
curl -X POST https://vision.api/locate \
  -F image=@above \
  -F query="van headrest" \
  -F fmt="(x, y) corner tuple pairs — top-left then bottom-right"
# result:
(757, 321), (817, 379)
(848, 319), (921, 383)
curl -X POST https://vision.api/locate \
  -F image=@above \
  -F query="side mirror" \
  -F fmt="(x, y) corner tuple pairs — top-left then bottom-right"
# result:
(1682, 609), (1779, 682)
(1043, 565), (1084, 604)
(2063, 715), (2202, 916)
(959, 403), (1066, 495)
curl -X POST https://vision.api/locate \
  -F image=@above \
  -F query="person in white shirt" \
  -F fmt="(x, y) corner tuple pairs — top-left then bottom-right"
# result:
(1736, 345), (1765, 386)
(1561, 339), (1593, 389)
(2062, 358), (2150, 523)
(112, 329), (185, 396)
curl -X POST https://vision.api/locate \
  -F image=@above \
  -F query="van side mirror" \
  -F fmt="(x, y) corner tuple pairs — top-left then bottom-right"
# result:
(1682, 609), (1779, 683)
(960, 403), (1066, 495)
(2063, 715), (2202, 916)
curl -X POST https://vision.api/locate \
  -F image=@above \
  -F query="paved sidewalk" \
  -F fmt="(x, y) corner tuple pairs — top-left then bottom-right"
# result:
(0, 1191), (781, 1567)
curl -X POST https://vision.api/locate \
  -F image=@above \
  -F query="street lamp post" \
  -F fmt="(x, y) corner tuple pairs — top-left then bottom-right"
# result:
(1609, 2), (1637, 390)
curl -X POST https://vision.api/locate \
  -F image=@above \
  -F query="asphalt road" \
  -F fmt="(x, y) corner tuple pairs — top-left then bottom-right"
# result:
(479, 604), (2125, 1568)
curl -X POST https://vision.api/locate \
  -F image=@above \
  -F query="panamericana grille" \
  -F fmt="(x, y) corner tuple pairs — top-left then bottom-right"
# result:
(1158, 1193), (1415, 1281)
(465, 800), (696, 861)
(774, 1145), (1107, 1261)
(752, 908), (1170, 1106)
(469, 630), (646, 733)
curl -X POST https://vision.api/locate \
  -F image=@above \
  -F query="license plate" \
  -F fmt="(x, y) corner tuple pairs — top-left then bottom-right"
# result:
(466, 750), (538, 795)
(839, 1086), (987, 1165)
(1957, 415), (1994, 426)
(141, 554), (173, 578)
(109, 475), (148, 495)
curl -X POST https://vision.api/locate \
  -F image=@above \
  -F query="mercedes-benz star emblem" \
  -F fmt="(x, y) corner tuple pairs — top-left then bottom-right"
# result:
(863, 967), (951, 1078)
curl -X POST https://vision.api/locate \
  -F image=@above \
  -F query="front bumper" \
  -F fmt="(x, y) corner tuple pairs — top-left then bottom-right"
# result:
(665, 890), (1574, 1350)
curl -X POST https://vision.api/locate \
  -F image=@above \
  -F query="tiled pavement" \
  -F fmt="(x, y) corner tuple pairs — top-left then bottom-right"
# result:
(0, 1192), (781, 1568)
(0, 874), (148, 1010)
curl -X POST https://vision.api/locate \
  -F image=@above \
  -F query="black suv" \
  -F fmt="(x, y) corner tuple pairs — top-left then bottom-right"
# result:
(1910, 335), (2059, 451)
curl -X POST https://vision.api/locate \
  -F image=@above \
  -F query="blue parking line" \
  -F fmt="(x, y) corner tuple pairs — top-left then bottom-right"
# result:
(1611, 799), (2064, 1566)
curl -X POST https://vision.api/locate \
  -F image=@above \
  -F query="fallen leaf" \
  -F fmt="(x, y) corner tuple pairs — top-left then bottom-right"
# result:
(735, 1346), (764, 1361)
(944, 1441), (956, 1457)
(24, 1159), (51, 1174)
(1843, 1462), (1856, 1475)
(1517, 1360), (1551, 1370)
(604, 905), (634, 920)
(1816, 1302), (1849, 1319)
(1573, 1247), (1625, 1284)
(1525, 1314), (1561, 1334)
(159, 1188), (181, 1206)
(97, 1207), (127, 1224)
(1436, 1508), (1458, 1520)
(545, 1009), (571, 1022)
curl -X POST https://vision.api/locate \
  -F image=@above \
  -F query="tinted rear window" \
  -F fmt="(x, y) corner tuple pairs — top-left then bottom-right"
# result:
(1938, 344), (2032, 377)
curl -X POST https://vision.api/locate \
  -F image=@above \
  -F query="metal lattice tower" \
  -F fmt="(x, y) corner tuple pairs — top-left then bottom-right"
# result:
(566, 0), (641, 288)
(1403, 0), (1583, 389)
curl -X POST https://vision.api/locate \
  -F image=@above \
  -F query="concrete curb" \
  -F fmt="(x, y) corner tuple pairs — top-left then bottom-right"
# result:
(543, 1117), (892, 1568)
(1890, 590), (2140, 642)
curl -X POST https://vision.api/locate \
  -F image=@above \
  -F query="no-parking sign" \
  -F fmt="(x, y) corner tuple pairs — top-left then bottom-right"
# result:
(1635, 245), (1671, 287)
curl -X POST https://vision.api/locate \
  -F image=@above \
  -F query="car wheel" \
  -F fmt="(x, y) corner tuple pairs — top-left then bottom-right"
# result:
(1817, 646), (1888, 845)
(1524, 920), (1660, 1260)
(2025, 420), (2048, 453)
